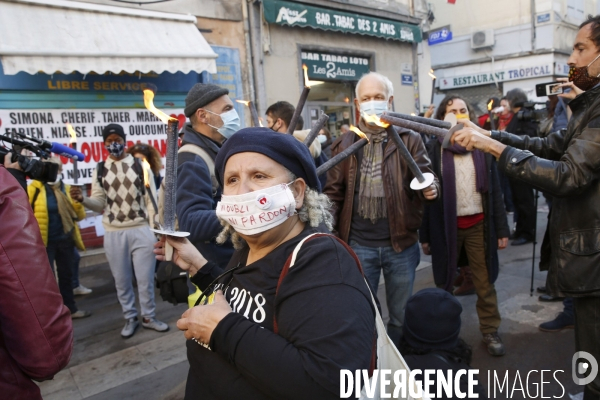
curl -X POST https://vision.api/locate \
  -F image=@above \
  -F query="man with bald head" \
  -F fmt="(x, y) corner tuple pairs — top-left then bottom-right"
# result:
(324, 72), (439, 343)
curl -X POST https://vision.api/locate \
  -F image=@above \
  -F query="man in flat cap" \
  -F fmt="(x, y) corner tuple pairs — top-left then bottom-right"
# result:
(176, 83), (239, 275)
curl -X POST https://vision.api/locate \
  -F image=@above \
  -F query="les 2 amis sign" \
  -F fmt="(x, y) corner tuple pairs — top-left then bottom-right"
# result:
(301, 51), (370, 81)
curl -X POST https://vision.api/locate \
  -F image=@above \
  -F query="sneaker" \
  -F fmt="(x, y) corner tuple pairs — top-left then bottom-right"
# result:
(142, 317), (169, 332)
(71, 310), (91, 319)
(482, 332), (505, 356)
(121, 318), (139, 338)
(539, 313), (575, 332)
(73, 285), (92, 296)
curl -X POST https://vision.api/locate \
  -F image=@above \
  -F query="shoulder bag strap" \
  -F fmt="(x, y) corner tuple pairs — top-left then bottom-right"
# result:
(273, 233), (376, 376)
(178, 144), (218, 197)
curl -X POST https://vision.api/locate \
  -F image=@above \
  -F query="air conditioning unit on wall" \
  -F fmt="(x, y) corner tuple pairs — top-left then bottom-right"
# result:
(471, 29), (495, 49)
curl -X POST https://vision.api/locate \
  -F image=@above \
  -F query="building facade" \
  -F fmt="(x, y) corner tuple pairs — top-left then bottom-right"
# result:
(249, 0), (429, 136)
(426, 0), (598, 115)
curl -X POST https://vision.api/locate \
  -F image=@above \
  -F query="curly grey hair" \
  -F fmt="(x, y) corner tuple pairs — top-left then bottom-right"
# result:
(216, 171), (333, 249)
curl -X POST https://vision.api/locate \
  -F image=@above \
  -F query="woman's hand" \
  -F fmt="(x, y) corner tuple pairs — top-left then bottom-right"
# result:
(177, 291), (232, 344)
(498, 237), (508, 250)
(556, 77), (583, 101)
(153, 236), (207, 275)
(421, 243), (431, 255)
(456, 119), (491, 136)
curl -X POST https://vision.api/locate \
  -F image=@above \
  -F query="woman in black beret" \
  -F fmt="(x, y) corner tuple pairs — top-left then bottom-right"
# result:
(154, 128), (375, 399)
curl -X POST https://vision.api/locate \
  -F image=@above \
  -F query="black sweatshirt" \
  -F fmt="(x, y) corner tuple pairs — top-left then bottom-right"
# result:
(186, 225), (376, 399)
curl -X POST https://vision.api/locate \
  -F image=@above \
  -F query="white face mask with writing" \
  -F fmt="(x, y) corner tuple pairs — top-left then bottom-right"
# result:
(216, 182), (297, 236)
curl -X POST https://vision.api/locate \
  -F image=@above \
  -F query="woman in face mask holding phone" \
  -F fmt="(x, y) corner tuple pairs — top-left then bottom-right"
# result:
(154, 128), (376, 399)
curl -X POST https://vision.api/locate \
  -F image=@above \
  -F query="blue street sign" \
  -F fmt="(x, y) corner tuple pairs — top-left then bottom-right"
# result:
(401, 74), (413, 86)
(537, 13), (551, 24)
(428, 28), (453, 46)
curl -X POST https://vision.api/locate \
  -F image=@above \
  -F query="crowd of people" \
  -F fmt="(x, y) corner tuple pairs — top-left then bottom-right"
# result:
(2, 14), (600, 400)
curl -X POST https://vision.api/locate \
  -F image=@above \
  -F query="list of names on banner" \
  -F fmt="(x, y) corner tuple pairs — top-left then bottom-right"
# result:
(0, 108), (186, 185)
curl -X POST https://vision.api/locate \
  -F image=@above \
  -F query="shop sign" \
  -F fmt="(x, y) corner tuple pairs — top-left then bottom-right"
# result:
(401, 74), (413, 85)
(263, 0), (422, 43)
(439, 64), (554, 89)
(555, 62), (570, 76)
(0, 108), (185, 185)
(428, 27), (452, 46)
(301, 51), (370, 81)
(0, 63), (199, 93)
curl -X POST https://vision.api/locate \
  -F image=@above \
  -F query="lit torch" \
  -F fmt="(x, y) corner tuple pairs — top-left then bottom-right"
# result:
(236, 99), (260, 127)
(303, 112), (330, 148)
(363, 113), (434, 191)
(142, 157), (159, 215)
(143, 88), (189, 260)
(316, 126), (369, 176)
(67, 123), (79, 185)
(287, 64), (312, 135)
(487, 99), (496, 130)
(428, 69), (437, 105)
(380, 111), (464, 149)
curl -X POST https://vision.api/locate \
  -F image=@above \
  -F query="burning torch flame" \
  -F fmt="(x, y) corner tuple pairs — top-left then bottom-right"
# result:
(142, 157), (151, 188)
(236, 100), (250, 106)
(362, 113), (390, 129)
(428, 69), (436, 80)
(349, 125), (369, 141)
(66, 123), (77, 144)
(143, 89), (178, 124)
(487, 99), (494, 111)
(303, 64), (310, 88)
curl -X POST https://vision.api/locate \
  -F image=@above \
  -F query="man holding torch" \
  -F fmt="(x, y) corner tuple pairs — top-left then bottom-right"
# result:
(450, 16), (600, 399)
(324, 72), (439, 344)
(176, 83), (238, 272)
(70, 124), (167, 338)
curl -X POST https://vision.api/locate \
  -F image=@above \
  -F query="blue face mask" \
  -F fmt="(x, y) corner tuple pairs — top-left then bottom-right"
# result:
(206, 108), (241, 139)
(360, 100), (389, 124)
(106, 142), (125, 157)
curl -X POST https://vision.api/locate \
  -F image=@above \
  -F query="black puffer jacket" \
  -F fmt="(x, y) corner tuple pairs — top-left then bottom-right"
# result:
(492, 85), (600, 297)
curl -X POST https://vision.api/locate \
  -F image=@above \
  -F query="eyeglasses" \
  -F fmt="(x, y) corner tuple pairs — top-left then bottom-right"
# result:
(195, 262), (243, 307)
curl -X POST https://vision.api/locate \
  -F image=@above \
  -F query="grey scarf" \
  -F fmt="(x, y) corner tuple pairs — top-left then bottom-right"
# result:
(357, 119), (388, 222)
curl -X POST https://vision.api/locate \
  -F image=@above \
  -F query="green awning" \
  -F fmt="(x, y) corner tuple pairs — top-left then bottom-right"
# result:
(263, 0), (422, 43)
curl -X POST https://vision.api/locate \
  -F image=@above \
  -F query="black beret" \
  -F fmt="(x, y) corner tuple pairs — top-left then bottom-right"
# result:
(403, 288), (462, 350)
(184, 83), (229, 117)
(215, 128), (321, 192)
(102, 124), (126, 143)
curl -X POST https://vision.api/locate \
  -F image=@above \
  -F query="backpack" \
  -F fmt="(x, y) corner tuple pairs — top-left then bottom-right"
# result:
(157, 144), (218, 227)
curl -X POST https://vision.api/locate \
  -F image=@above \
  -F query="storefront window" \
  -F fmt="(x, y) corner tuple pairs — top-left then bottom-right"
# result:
(305, 80), (355, 138)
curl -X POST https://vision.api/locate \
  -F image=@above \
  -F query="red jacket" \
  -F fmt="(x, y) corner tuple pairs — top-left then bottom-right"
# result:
(0, 166), (73, 399)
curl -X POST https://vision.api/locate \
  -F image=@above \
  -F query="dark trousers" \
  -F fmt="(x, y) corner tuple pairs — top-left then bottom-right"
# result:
(72, 248), (81, 288)
(498, 169), (514, 212)
(574, 297), (600, 398)
(47, 237), (77, 313)
(510, 179), (536, 241)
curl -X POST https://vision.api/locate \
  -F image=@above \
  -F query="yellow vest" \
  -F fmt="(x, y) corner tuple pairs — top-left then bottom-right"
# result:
(27, 180), (86, 251)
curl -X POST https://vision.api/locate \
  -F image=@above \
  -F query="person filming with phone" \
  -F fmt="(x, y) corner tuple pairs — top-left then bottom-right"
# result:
(450, 15), (600, 399)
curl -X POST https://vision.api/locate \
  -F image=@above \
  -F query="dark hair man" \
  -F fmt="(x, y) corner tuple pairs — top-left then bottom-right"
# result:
(451, 15), (600, 399)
